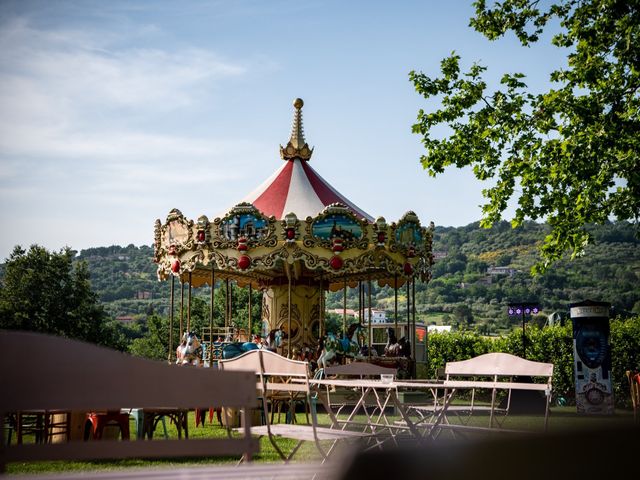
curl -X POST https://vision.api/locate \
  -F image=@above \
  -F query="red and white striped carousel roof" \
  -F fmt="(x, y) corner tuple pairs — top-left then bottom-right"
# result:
(242, 158), (373, 222)
(240, 98), (373, 222)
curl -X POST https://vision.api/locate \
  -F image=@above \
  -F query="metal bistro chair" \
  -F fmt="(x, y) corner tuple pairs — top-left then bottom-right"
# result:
(220, 349), (371, 463)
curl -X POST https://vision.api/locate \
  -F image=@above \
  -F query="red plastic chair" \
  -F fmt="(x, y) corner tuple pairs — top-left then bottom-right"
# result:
(85, 411), (130, 440)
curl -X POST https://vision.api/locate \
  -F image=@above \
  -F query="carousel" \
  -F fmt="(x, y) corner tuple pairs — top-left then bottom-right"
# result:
(153, 98), (434, 375)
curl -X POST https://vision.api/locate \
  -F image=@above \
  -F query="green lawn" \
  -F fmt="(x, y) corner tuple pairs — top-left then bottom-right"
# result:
(4, 407), (636, 475)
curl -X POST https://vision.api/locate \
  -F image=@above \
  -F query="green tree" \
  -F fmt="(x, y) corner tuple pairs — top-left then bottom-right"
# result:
(129, 313), (172, 361)
(410, 0), (639, 273)
(0, 245), (122, 348)
(452, 304), (474, 328)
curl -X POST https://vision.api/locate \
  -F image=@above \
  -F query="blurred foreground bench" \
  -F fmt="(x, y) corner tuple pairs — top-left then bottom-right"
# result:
(0, 330), (259, 472)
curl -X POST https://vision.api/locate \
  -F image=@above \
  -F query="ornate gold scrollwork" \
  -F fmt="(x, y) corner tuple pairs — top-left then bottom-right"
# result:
(278, 303), (301, 342)
(153, 219), (162, 262)
(195, 215), (211, 248)
(211, 203), (277, 250)
(281, 212), (300, 243)
(303, 203), (370, 250)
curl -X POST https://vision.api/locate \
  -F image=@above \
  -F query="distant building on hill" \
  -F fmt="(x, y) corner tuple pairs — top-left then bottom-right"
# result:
(355, 309), (387, 324)
(328, 308), (357, 317)
(427, 325), (452, 333)
(487, 266), (518, 276)
(432, 251), (448, 261)
(116, 316), (136, 324)
(135, 291), (152, 300)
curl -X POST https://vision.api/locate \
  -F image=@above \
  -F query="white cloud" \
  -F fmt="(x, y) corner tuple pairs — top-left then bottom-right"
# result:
(0, 17), (246, 158)
(0, 14), (266, 258)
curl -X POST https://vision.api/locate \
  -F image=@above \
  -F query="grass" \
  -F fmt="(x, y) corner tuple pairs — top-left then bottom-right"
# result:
(4, 407), (636, 475)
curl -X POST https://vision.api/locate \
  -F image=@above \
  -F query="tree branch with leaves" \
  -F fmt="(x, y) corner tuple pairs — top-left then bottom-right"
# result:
(410, 0), (639, 273)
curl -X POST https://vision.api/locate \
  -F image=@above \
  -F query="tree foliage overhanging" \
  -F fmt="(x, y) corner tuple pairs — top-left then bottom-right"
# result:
(410, 0), (640, 273)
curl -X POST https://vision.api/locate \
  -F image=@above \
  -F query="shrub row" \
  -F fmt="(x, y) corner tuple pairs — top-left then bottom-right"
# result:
(423, 316), (640, 408)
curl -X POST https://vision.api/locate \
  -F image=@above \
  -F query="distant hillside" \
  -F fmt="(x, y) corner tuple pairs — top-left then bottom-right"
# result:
(413, 220), (640, 332)
(76, 245), (170, 319)
(76, 221), (640, 333)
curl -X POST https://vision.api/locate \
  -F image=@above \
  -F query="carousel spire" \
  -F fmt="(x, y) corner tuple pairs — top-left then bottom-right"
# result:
(280, 98), (314, 161)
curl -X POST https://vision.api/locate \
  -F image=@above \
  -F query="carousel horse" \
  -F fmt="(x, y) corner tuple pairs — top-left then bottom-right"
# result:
(398, 336), (411, 358)
(383, 327), (401, 357)
(383, 327), (411, 358)
(351, 323), (376, 357)
(263, 327), (287, 352)
(318, 331), (342, 368)
(341, 323), (364, 359)
(176, 331), (203, 366)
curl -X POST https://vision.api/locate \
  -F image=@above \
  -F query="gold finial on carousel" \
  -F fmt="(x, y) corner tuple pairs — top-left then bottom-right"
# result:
(280, 98), (314, 161)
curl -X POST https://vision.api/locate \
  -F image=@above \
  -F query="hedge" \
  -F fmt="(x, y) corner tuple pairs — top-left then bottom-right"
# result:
(423, 315), (640, 408)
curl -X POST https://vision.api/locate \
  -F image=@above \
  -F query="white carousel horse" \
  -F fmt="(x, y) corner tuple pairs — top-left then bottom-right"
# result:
(317, 331), (342, 368)
(384, 327), (400, 357)
(176, 331), (203, 366)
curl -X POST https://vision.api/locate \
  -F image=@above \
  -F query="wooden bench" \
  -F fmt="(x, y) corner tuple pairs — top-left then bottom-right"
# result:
(408, 352), (554, 432)
(0, 330), (259, 472)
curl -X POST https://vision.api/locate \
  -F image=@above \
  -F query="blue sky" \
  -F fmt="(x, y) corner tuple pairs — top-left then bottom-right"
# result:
(0, 0), (566, 260)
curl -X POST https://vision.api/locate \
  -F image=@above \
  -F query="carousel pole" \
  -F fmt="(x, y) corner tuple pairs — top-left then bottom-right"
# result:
(187, 272), (192, 333)
(229, 279), (233, 333)
(358, 281), (362, 324)
(368, 279), (372, 361)
(225, 278), (229, 330)
(168, 275), (175, 364)
(260, 287), (265, 337)
(360, 280), (365, 358)
(319, 277), (324, 339)
(248, 283), (252, 338)
(288, 272), (292, 358)
(412, 277), (417, 377)
(394, 273), (398, 334)
(209, 269), (215, 365)
(343, 277), (347, 337)
(406, 276), (410, 347)
(179, 280), (185, 339)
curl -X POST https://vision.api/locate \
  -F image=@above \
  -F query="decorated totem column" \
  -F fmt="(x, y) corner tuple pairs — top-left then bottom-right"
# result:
(570, 299), (614, 415)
